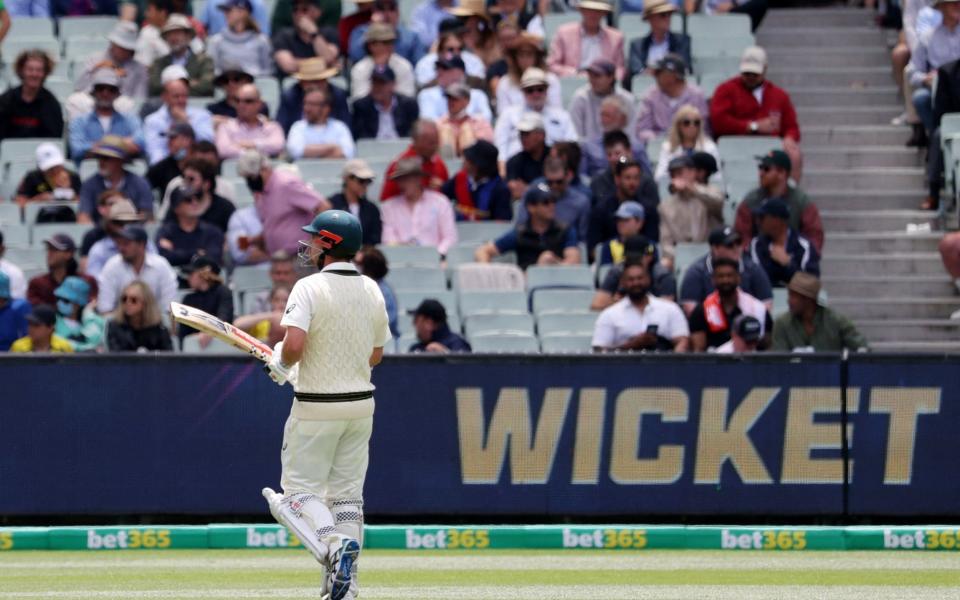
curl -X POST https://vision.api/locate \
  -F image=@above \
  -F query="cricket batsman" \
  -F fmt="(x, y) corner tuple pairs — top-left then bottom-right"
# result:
(261, 210), (391, 600)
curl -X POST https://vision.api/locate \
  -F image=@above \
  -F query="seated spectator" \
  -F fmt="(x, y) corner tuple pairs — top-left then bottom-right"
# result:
(415, 28), (491, 89)
(0, 50), (64, 140)
(98, 225), (179, 313)
(286, 89), (355, 160)
(10, 305), (74, 353)
(494, 68), (578, 162)
(710, 46), (803, 181)
(697, 0), (768, 32)
(234, 284), (290, 344)
(28, 234), (99, 307)
(635, 54), (708, 144)
(442, 140), (512, 221)
(714, 314), (763, 353)
(595, 202), (646, 266)
(144, 75), (215, 165)
(589, 157), (660, 250)
(550, 141), (592, 198)
(749, 199), (820, 287)
(772, 273), (868, 352)
(451, 0), (499, 66)
(226, 204), (267, 265)
(687, 257), (771, 352)
(734, 150), (823, 252)
(571, 58), (636, 143)
(178, 255), (234, 342)
(350, 65), (420, 140)
(583, 118), (652, 179)
(247, 251), (298, 313)
(105, 280), (175, 351)
(277, 58), (350, 134)
(157, 187), (226, 267)
(164, 157), (236, 232)
(207, 66), (269, 125)
(147, 15), (216, 97)
(147, 123), (196, 196)
(546, 0), (624, 80)
(78, 190), (122, 265)
(380, 120), (448, 200)
(349, 0), (426, 65)
(356, 247), (398, 339)
(653, 104), (721, 183)
(486, 20), (523, 91)
(67, 22), (146, 119)
(475, 182), (579, 269)
(924, 56), (960, 211)
(53, 276), (105, 352)
(338, 0), (375, 57)
(159, 141), (238, 215)
(0, 272), (30, 351)
(490, 0), (545, 36)
(418, 57), (492, 122)
(0, 233), (26, 300)
(381, 158), (458, 255)
(203, 0), (271, 36)
(592, 259), (689, 352)
(272, 0), (339, 77)
(494, 33), (562, 116)
(135, 0), (175, 67)
(207, 0), (273, 77)
(436, 82), (495, 157)
(78, 136), (154, 224)
(626, 0), (691, 89)
(658, 156), (724, 268)
(349, 23), (416, 101)
(409, 0), (456, 49)
(329, 160), (383, 246)
(408, 298), (470, 353)
(516, 156), (590, 241)
(68, 69), (144, 163)
(691, 151), (721, 186)
(237, 149), (329, 255)
(215, 84), (285, 159)
(86, 198), (156, 278)
(592, 234), (677, 310)
(14, 144), (82, 209)
(504, 112), (550, 200)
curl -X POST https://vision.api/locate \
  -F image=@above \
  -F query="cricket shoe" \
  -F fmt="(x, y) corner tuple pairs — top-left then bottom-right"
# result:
(328, 535), (360, 600)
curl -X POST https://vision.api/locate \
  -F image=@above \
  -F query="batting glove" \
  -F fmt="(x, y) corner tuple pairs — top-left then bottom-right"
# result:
(265, 341), (293, 386)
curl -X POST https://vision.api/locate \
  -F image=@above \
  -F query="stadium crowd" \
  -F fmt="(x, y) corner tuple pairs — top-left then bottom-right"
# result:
(0, 0), (878, 354)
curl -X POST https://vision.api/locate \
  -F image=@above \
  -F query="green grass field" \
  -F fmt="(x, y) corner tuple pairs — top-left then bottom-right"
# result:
(2, 549), (960, 599)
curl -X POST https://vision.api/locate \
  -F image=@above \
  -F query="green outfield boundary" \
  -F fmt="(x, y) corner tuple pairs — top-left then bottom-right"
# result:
(3, 525), (960, 552)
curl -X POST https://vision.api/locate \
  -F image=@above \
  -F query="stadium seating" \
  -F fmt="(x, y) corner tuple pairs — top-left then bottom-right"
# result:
(23, 201), (79, 225)
(386, 266), (447, 292)
(380, 245), (441, 268)
(180, 335), (236, 353)
(395, 289), (457, 313)
(58, 16), (120, 40)
(469, 333), (540, 353)
(355, 138), (411, 159)
(531, 289), (594, 315)
(31, 222), (88, 246)
(539, 333), (593, 353)
(536, 312), (597, 336)
(526, 265), (594, 291)
(464, 313), (535, 336)
(718, 136), (783, 161)
(673, 243), (709, 279)
(560, 77), (587, 106)
(7, 17), (55, 39)
(772, 287), (788, 319)
(456, 221), (512, 244)
(459, 290), (528, 317)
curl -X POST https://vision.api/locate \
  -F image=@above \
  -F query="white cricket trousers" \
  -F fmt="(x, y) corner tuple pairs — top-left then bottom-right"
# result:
(280, 414), (373, 502)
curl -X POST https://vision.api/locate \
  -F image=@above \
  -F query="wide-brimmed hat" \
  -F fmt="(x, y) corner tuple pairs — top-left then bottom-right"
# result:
(740, 45), (767, 75)
(450, 0), (489, 19)
(90, 135), (128, 160)
(107, 198), (141, 222)
(520, 67), (548, 89)
(214, 63), (254, 86)
(643, 0), (676, 18)
(54, 276), (91, 307)
(787, 272), (821, 301)
(91, 67), (121, 90)
(161, 13), (195, 36)
(107, 21), (138, 51)
(578, 0), (613, 12)
(294, 58), (339, 81)
(510, 32), (546, 54)
(390, 158), (424, 180)
(364, 22), (397, 43)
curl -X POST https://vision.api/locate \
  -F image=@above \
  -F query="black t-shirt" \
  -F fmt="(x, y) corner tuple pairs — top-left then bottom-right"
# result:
(688, 300), (773, 349)
(80, 226), (108, 257)
(179, 284), (235, 339)
(163, 194), (237, 233)
(486, 59), (508, 81)
(0, 87), (64, 139)
(147, 156), (182, 194)
(505, 148), (549, 183)
(206, 98), (270, 119)
(679, 254), (774, 305)
(271, 26), (339, 60)
(17, 169), (82, 198)
(600, 261), (677, 299)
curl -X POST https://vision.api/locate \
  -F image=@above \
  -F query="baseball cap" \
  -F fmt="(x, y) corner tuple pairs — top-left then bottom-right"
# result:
(214, 64), (254, 86)
(757, 149), (792, 172)
(691, 151), (719, 177)
(524, 182), (553, 205)
(54, 276), (91, 307)
(462, 140), (499, 170)
(43, 233), (76, 252)
(161, 64), (190, 86)
(218, 0), (252, 10)
(237, 149), (267, 177)
(371, 64), (396, 82)
(36, 143), (64, 171)
(520, 67), (548, 89)
(517, 111), (545, 132)
(117, 224), (148, 243)
(107, 21), (138, 51)
(342, 159), (375, 180)
(161, 13), (195, 36)
(364, 22), (397, 43)
(182, 254), (222, 275)
(732, 315), (762, 343)
(107, 198), (140, 222)
(667, 155), (694, 172)
(413, 299), (447, 323)
(0, 271), (10, 299)
(91, 67), (121, 90)
(787, 272), (821, 301)
(753, 198), (790, 220)
(615, 201), (645, 221)
(168, 122), (196, 140)
(740, 45), (767, 75)
(390, 157), (424, 180)
(709, 226), (741, 247)
(586, 58), (616, 76)
(436, 56), (466, 71)
(26, 305), (57, 327)
(654, 53), (687, 77)
(623, 234), (656, 257)
(443, 81), (471, 99)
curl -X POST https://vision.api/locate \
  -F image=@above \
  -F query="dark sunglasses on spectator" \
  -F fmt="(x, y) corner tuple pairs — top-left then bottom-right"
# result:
(524, 86), (547, 94)
(121, 295), (142, 304)
(758, 165), (772, 172)
(93, 85), (117, 93)
(545, 178), (566, 186)
(529, 198), (556, 206)
(680, 119), (700, 127)
(224, 75), (249, 83)
(441, 45), (463, 53)
(351, 176), (373, 185)
(376, 1), (398, 9)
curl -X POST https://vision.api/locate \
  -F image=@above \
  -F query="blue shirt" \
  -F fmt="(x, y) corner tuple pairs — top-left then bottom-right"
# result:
(377, 279), (400, 340)
(143, 105), (215, 164)
(409, 0), (453, 47)
(515, 183), (591, 242)
(348, 23), (426, 66)
(78, 171), (155, 223)
(0, 299), (31, 352)
(286, 118), (355, 160)
(202, 0), (270, 36)
(408, 323), (471, 352)
(68, 111), (144, 163)
(6, 0), (50, 16)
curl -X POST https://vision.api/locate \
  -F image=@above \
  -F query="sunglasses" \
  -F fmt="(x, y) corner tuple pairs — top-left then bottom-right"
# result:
(680, 119), (701, 127)
(758, 165), (772, 172)
(545, 178), (566, 186)
(93, 85), (118, 93)
(223, 75), (250, 83)
(524, 86), (547, 94)
(442, 46), (463, 53)
(121, 295), (142, 304)
(376, 2), (398, 9)
(528, 198), (556, 206)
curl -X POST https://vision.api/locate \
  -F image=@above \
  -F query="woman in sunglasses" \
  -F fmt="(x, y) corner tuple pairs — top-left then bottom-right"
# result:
(414, 30), (487, 88)
(494, 33), (561, 116)
(653, 104), (722, 184)
(105, 280), (174, 352)
(207, 0), (273, 77)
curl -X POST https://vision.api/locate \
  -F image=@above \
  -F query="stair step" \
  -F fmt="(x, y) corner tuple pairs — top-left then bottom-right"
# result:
(802, 167), (926, 191)
(825, 232), (941, 253)
(767, 68), (894, 88)
(829, 297), (959, 319)
(803, 126), (910, 147)
(812, 190), (924, 211)
(822, 275), (956, 297)
(820, 209), (937, 231)
(870, 340), (960, 352)
(762, 7), (876, 28)
(757, 27), (886, 47)
(852, 319), (960, 342)
(766, 49), (891, 69)
(797, 106), (902, 126)
(789, 87), (899, 108)
(804, 146), (922, 169)
(820, 253), (944, 275)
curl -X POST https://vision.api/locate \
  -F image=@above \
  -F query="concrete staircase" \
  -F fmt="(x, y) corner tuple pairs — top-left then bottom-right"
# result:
(757, 6), (960, 352)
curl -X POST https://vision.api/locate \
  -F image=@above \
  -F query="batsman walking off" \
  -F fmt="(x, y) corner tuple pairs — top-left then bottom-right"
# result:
(261, 210), (392, 600)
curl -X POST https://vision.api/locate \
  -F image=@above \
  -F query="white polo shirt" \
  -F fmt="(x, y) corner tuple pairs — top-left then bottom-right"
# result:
(97, 253), (179, 314)
(592, 295), (690, 349)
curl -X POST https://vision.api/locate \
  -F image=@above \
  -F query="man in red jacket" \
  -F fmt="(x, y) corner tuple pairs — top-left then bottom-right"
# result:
(710, 46), (803, 181)
(380, 119), (449, 200)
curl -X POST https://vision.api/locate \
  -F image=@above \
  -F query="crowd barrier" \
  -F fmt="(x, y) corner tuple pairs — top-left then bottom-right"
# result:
(0, 354), (956, 519)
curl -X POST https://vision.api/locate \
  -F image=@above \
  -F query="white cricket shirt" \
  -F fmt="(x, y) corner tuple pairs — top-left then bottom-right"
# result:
(592, 295), (690, 349)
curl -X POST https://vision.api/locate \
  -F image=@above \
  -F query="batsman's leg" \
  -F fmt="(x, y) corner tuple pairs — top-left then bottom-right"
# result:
(262, 487), (336, 564)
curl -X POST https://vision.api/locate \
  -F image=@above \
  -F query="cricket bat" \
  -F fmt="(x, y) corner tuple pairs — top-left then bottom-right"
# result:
(170, 302), (273, 362)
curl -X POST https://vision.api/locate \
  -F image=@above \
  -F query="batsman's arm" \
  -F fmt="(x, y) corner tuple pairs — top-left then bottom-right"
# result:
(280, 326), (307, 367)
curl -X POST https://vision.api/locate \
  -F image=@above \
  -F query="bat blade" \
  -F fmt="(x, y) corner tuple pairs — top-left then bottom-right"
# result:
(170, 302), (273, 362)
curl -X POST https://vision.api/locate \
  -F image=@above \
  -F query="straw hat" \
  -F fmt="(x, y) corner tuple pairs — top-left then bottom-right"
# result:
(294, 58), (339, 81)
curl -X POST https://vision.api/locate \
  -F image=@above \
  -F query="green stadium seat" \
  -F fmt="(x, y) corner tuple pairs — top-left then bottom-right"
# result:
(692, 55), (740, 79)
(525, 265), (594, 291)
(673, 242), (709, 279)
(0, 202), (22, 225)
(698, 73), (727, 100)
(560, 76), (587, 107)
(0, 38), (61, 60)
(23, 201), (79, 225)
(536, 312), (597, 336)
(543, 12), (579, 43)
(686, 14), (752, 38)
(254, 77), (280, 117)
(445, 243), (481, 270)
(691, 35), (754, 60)
(2, 161), (35, 201)
(456, 221), (512, 244)
(939, 113), (960, 197)
(230, 265), (271, 291)
(717, 136), (782, 163)
(58, 16), (120, 40)
(355, 138), (411, 159)
(386, 265), (447, 292)
(1, 138), (63, 168)
(298, 158), (349, 180)
(532, 289), (594, 315)
(772, 287), (788, 318)
(464, 313), (535, 337)
(45, 78), (74, 102)
(469, 332), (540, 353)
(7, 18), (55, 39)
(221, 159), (239, 178)
(539, 333), (593, 353)
(380, 245), (441, 267)
(395, 289), (456, 312)
(2, 245), (45, 268)
(0, 224), (31, 248)
(63, 38), (108, 62)
(458, 290), (528, 317)
(632, 74), (656, 99)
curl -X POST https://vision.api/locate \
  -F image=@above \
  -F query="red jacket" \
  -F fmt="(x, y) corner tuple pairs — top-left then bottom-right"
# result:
(709, 77), (801, 142)
(380, 146), (450, 201)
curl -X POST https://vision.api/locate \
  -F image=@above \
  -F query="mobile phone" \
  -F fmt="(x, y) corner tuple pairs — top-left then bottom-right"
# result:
(646, 325), (659, 335)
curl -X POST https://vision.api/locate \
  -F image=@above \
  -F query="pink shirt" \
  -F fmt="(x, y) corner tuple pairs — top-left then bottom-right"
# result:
(215, 117), (286, 158)
(256, 169), (326, 255)
(381, 189), (458, 255)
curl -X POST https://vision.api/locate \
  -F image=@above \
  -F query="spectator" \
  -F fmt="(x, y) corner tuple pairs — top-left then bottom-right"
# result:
(550, 141), (592, 198)
(7, 0), (47, 15)
(494, 32), (562, 115)
(14, 143), (82, 209)
(178, 255), (234, 342)
(144, 75), (215, 165)
(494, 68), (578, 161)
(693, 0), (767, 32)
(338, 0), (375, 56)
(53, 276), (105, 351)
(408, 298), (470, 353)
(226, 203), (266, 265)
(0, 271), (30, 351)
(68, 69), (144, 163)
(687, 257), (771, 352)
(451, 0), (498, 66)
(349, 23), (416, 101)
(234, 284), (290, 345)
(0, 49), (63, 140)
(504, 112), (550, 200)
(635, 54), (708, 144)
(924, 57), (960, 210)
(475, 182), (579, 269)
(691, 151), (721, 186)
(415, 26), (491, 89)
(328, 160), (383, 246)
(409, 0), (455, 48)
(626, 0), (691, 88)
(10, 304), (74, 353)
(442, 140), (512, 221)
(351, 65), (420, 140)
(485, 21), (523, 92)
(156, 187), (225, 268)
(594, 202), (646, 266)
(380, 120), (448, 200)
(582, 101), (651, 176)
(78, 190), (123, 265)
(135, 0), (193, 68)
(570, 58), (637, 145)
(68, 22), (147, 119)
(591, 233), (677, 309)
(588, 130), (655, 207)
(147, 14), (216, 97)
(418, 56), (492, 122)
(909, 0), (960, 146)
(748, 199), (820, 287)
(147, 123), (196, 197)
(592, 259), (689, 352)
(349, 0), (426, 65)
(78, 136), (154, 224)
(546, 0), (624, 80)
(356, 246), (398, 339)
(97, 225), (178, 313)
(679, 226), (772, 315)
(28, 234), (99, 306)
(86, 198), (157, 278)
(164, 157), (236, 232)
(517, 156), (590, 241)
(286, 88), (355, 160)
(653, 104), (722, 183)
(772, 273), (868, 352)
(436, 82), (495, 158)
(214, 83), (285, 158)
(491, 0), (544, 35)
(381, 158), (458, 255)
(105, 280), (175, 351)
(207, 0), (273, 77)
(734, 150), (823, 252)
(589, 157), (661, 250)
(203, 0), (270, 35)
(0, 233), (26, 300)
(237, 149), (329, 255)
(207, 66), (268, 125)
(277, 58), (351, 134)
(162, 144), (237, 217)
(272, 0), (339, 76)
(658, 156), (724, 268)
(710, 46), (803, 181)
(248, 251), (298, 312)
(715, 314), (763, 353)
